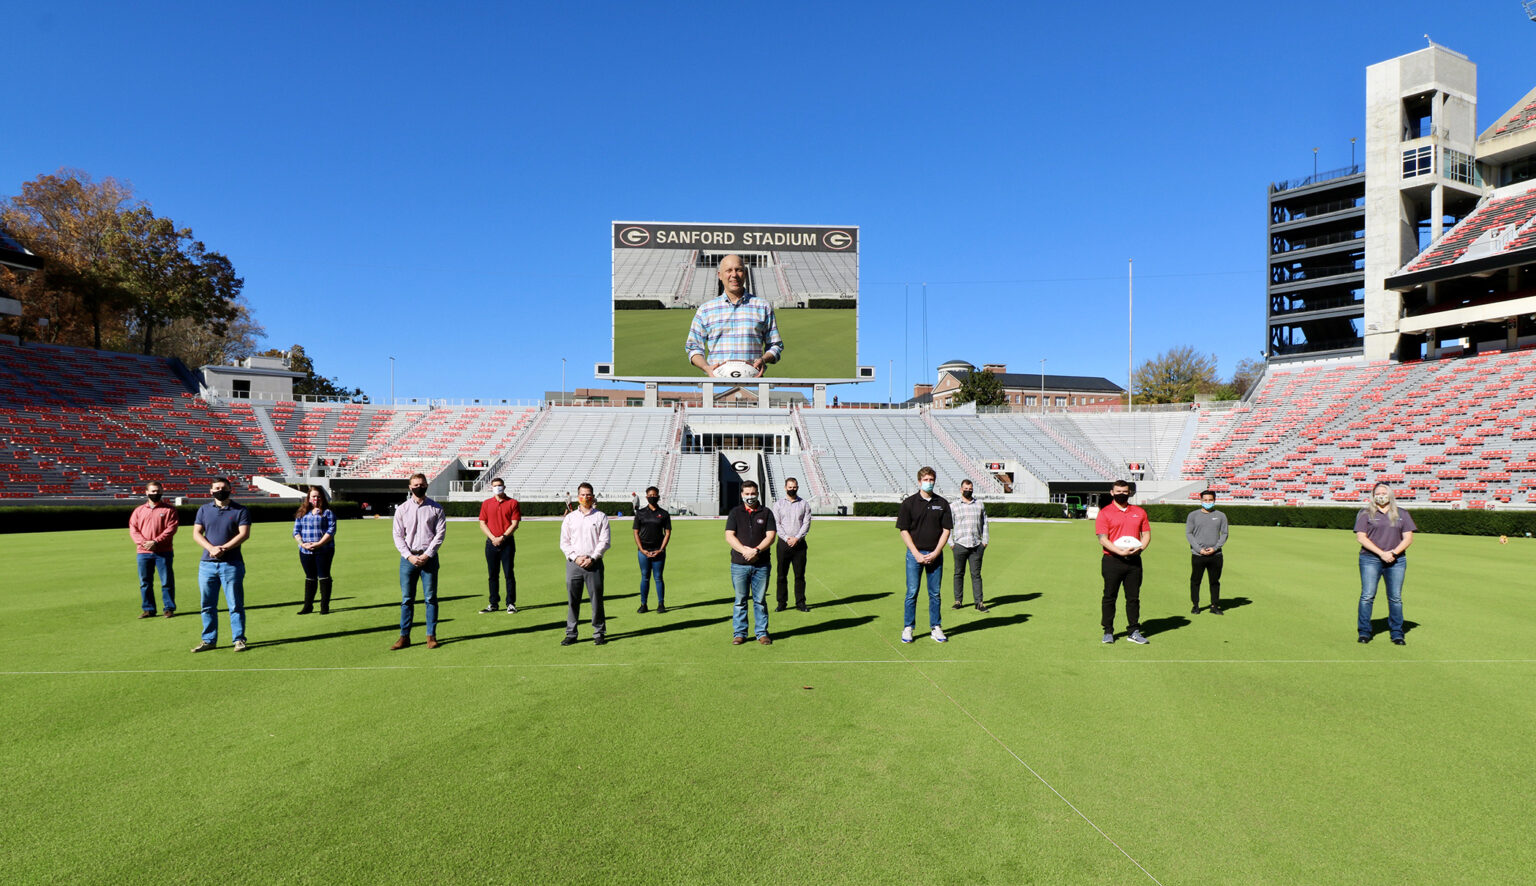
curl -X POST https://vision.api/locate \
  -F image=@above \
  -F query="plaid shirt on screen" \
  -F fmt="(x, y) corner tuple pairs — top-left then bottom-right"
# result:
(684, 292), (784, 365)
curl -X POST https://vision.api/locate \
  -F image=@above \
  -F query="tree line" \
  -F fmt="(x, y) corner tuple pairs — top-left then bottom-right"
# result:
(2, 169), (361, 399)
(951, 347), (1265, 408)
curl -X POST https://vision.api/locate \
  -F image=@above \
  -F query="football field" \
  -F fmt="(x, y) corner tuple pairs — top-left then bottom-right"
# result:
(613, 309), (856, 378)
(3, 518), (1532, 884)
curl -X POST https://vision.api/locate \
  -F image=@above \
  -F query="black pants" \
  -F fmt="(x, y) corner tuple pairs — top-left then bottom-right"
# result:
(484, 538), (517, 607)
(775, 538), (808, 607)
(952, 543), (985, 604)
(1101, 554), (1142, 633)
(1189, 552), (1222, 608)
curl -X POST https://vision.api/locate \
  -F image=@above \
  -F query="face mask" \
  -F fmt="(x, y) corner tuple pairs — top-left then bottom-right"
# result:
(491, 486), (505, 497)
(1112, 493), (1129, 505)
(961, 489), (973, 500)
(212, 489), (230, 502)
(785, 489), (798, 499)
(646, 495), (659, 505)
(1201, 502), (1214, 511)
(1374, 494), (1390, 506)
(744, 496), (760, 508)
(147, 492), (162, 503)
(411, 486), (427, 498)
(920, 481), (934, 493)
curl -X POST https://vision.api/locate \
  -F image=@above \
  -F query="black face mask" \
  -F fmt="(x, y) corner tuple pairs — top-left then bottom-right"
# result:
(961, 489), (973, 500)
(743, 497), (760, 508)
(785, 489), (798, 499)
(1112, 493), (1130, 505)
(411, 486), (427, 498)
(212, 489), (230, 502)
(646, 496), (659, 505)
(147, 492), (162, 503)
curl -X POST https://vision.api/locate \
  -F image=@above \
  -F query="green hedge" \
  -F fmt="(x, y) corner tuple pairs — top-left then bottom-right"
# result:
(613, 299), (666, 310)
(851, 500), (1536, 537)
(806, 298), (855, 309)
(0, 500), (363, 534)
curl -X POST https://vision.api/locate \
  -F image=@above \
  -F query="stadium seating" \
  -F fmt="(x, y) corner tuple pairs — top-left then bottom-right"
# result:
(1403, 187), (1536, 271)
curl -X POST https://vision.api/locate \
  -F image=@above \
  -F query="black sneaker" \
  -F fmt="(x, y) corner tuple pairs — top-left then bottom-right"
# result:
(774, 604), (787, 612)
(1209, 606), (1223, 615)
(974, 603), (989, 613)
(560, 636), (578, 647)
(796, 604), (810, 612)
(1358, 635), (1372, 644)
(656, 605), (668, 614)
(1391, 637), (1406, 646)
(479, 605), (498, 614)
(1190, 606), (1200, 615)
(637, 605), (649, 613)
(594, 636), (607, 646)
(952, 602), (964, 610)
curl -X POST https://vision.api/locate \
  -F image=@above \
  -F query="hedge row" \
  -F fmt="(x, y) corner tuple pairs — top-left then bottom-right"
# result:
(613, 299), (666, 310)
(806, 299), (855, 309)
(0, 501), (362, 534)
(441, 500), (633, 519)
(852, 501), (1536, 537)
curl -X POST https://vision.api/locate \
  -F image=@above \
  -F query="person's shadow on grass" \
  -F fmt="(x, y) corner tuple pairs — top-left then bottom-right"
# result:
(1138, 615), (1191, 637)
(435, 619), (572, 645)
(817, 591), (890, 608)
(664, 596), (734, 611)
(772, 615), (875, 639)
(244, 622), (412, 648)
(944, 612), (1030, 636)
(986, 592), (1042, 607)
(1212, 596), (1251, 611)
(608, 615), (732, 642)
(1369, 618), (1420, 637)
(250, 594), (475, 613)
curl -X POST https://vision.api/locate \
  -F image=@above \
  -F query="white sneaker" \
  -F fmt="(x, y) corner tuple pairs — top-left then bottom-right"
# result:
(900, 625), (914, 644)
(506, 604), (517, 613)
(931, 626), (948, 643)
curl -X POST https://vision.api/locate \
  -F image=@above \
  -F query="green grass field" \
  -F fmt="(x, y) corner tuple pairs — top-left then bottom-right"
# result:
(613, 308), (856, 378)
(4, 518), (1533, 884)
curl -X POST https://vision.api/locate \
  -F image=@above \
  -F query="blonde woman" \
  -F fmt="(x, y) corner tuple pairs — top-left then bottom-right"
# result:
(1354, 483), (1415, 645)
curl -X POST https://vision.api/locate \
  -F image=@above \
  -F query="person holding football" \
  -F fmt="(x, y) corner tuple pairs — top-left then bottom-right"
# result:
(1094, 479), (1151, 645)
(685, 253), (784, 377)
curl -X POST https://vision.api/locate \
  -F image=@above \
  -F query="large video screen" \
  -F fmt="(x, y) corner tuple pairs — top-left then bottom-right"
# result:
(612, 221), (858, 380)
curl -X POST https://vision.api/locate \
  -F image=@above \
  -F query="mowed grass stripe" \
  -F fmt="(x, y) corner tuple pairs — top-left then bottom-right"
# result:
(1, 519), (1532, 884)
(613, 308), (856, 378)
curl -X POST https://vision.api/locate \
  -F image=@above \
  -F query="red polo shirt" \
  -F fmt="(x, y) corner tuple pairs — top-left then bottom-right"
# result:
(1094, 503), (1149, 555)
(478, 495), (522, 536)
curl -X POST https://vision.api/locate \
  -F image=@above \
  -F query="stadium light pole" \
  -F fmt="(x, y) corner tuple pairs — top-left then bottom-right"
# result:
(1039, 358), (1046, 415)
(1127, 259), (1133, 414)
(388, 356), (394, 405)
(561, 358), (566, 406)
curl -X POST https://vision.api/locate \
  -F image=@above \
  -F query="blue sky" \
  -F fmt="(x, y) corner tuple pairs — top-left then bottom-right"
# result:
(5, 2), (1535, 402)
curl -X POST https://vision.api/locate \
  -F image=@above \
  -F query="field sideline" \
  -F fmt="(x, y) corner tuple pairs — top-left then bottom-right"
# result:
(3, 518), (1532, 884)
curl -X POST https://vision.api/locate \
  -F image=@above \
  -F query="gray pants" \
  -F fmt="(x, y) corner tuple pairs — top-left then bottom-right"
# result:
(565, 559), (606, 639)
(952, 543), (985, 604)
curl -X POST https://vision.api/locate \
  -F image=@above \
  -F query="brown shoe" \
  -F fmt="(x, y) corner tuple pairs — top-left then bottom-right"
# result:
(731, 636), (746, 645)
(425, 635), (439, 649)
(975, 603), (990, 613)
(758, 635), (773, 645)
(390, 636), (411, 650)
(139, 611), (156, 619)
(164, 609), (176, 618)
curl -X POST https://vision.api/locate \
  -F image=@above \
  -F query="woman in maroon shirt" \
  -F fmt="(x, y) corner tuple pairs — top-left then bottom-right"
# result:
(1354, 483), (1416, 645)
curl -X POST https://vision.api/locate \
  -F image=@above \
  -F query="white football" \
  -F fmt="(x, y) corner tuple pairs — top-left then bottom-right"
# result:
(1114, 536), (1143, 551)
(712, 360), (760, 379)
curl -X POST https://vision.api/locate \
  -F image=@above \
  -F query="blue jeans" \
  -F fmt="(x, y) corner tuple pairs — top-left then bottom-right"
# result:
(1358, 552), (1406, 639)
(137, 551), (176, 613)
(399, 555), (439, 637)
(197, 560), (246, 644)
(905, 550), (944, 629)
(731, 562), (770, 638)
(638, 550), (666, 606)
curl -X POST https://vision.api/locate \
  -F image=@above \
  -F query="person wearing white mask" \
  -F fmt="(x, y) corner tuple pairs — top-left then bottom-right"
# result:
(478, 478), (522, 614)
(1354, 482), (1415, 645)
(896, 466), (952, 644)
(1185, 489), (1228, 615)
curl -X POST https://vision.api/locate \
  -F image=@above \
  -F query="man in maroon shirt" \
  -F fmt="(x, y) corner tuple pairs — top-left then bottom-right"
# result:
(1094, 480), (1151, 645)
(129, 480), (179, 618)
(478, 478), (522, 614)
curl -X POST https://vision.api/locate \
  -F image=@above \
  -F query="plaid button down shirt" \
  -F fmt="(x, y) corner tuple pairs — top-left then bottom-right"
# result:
(949, 497), (989, 548)
(293, 509), (338, 545)
(684, 292), (784, 365)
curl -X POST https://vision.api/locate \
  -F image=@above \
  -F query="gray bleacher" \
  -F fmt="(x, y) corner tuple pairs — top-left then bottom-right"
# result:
(1067, 410), (1195, 479)
(803, 412), (976, 496)
(935, 413), (1113, 481)
(776, 251), (857, 301)
(501, 407), (674, 497)
(612, 249), (690, 304)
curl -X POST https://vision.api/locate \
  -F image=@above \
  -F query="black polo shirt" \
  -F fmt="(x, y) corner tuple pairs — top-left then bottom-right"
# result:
(896, 492), (952, 551)
(724, 504), (776, 565)
(632, 504), (672, 549)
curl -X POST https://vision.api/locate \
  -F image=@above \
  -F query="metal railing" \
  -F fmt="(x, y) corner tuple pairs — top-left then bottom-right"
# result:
(1270, 164), (1362, 193)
